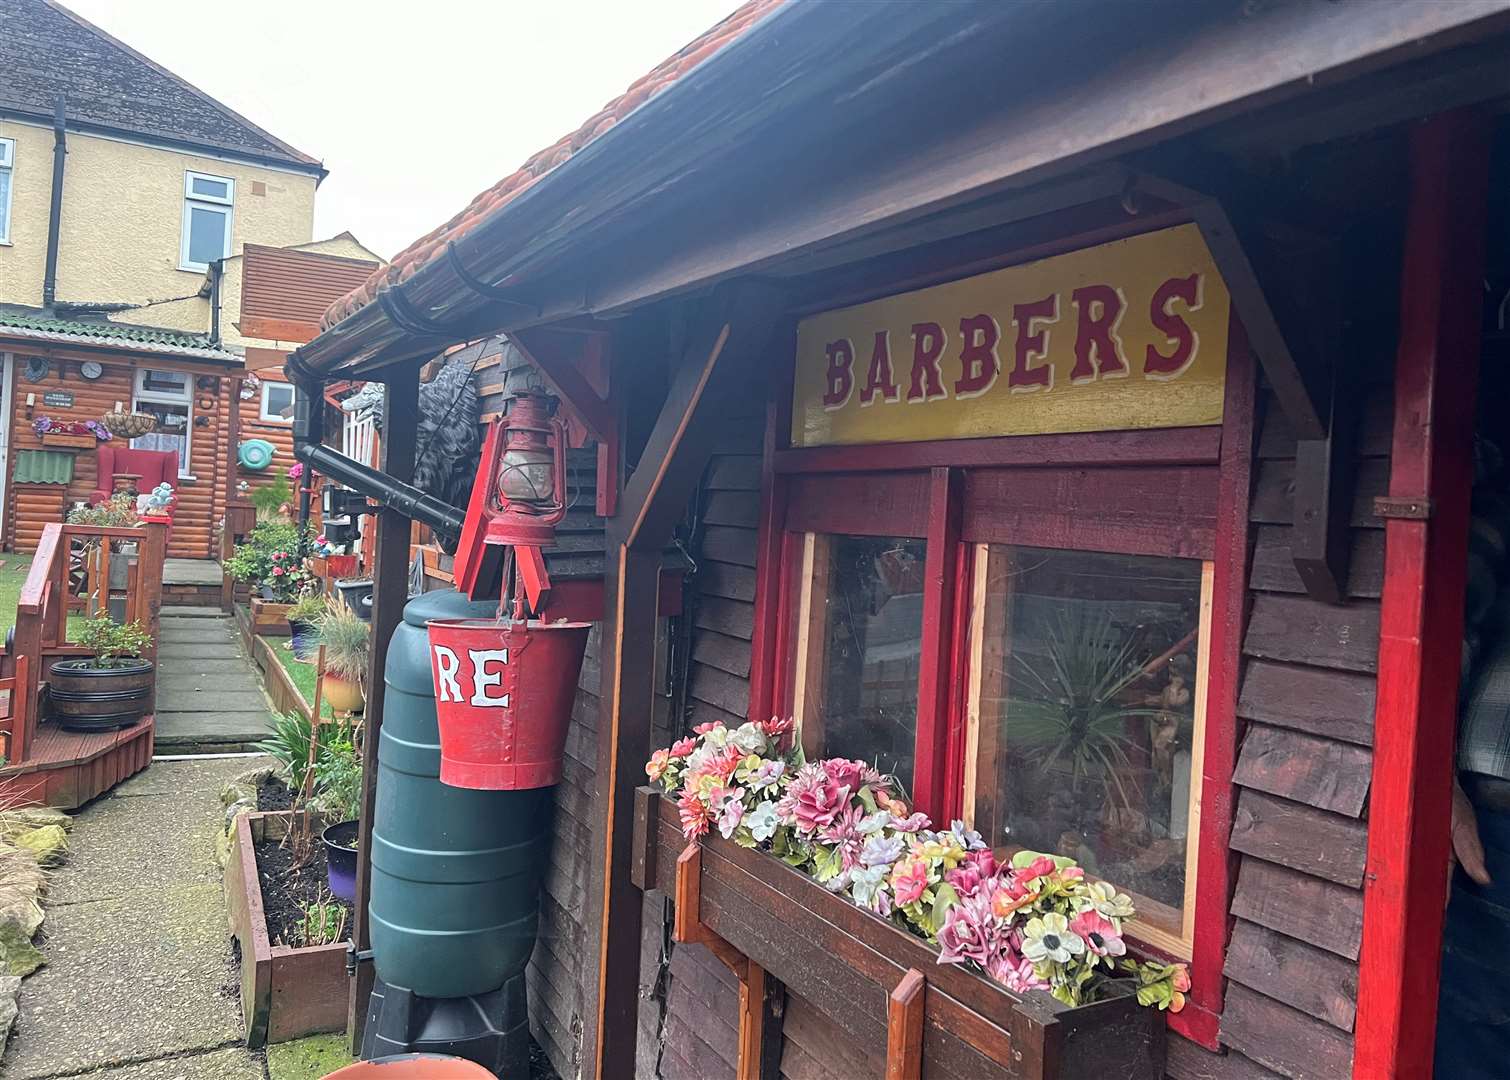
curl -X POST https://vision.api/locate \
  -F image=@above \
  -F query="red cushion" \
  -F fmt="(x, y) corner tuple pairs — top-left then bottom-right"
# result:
(90, 447), (178, 503)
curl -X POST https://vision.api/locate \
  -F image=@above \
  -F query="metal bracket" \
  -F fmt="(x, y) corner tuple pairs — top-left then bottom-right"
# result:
(1374, 496), (1434, 520)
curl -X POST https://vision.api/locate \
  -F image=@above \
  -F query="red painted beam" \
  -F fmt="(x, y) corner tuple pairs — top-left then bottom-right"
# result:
(1354, 110), (1490, 1080)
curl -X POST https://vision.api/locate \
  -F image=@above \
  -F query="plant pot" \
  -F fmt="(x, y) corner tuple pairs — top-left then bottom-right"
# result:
(309, 556), (329, 579)
(328, 554), (358, 578)
(323, 1056), (496, 1080)
(48, 657), (155, 731)
(321, 820), (359, 902)
(425, 618), (591, 790)
(335, 578), (374, 621)
(288, 619), (318, 661)
(252, 598), (293, 636)
(321, 674), (365, 714)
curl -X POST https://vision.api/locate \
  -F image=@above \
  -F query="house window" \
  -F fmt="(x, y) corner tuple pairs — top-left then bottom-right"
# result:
(0, 138), (14, 244)
(180, 171), (234, 270)
(260, 381), (296, 423)
(964, 545), (1210, 956)
(790, 533), (927, 786)
(131, 368), (194, 477)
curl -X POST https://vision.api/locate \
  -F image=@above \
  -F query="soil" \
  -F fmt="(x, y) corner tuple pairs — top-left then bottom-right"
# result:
(254, 775), (352, 948)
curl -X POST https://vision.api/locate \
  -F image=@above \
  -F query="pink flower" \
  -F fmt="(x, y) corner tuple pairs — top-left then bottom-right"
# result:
(891, 857), (930, 907)
(271, 552), (283, 562)
(890, 812), (929, 834)
(966, 848), (998, 878)
(1171, 966), (1192, 993)
(692, 722), (723, 736)
(945, 861), (988, 899)
(777, 762), (852, 836)
(996, 955), (1050, 994)
(991, 875), (1033, 919)
(287, 462), (304, 479)
(1068, 911), (1126, 959)
(677, 789), (709, 840)
(818, 803), (866, 871)
(272, 566), (285, 577)
(1019, 856), (1058, 883)
(761, 716), (794, 737)
(645, 749), (671, 783)
(825, 758), (867, 793)
(668, 738), (695, 759)
(937, 894), (997, 967)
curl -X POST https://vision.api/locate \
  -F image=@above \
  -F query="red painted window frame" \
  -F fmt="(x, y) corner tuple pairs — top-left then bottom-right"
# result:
(744, 251), (1254, 1052)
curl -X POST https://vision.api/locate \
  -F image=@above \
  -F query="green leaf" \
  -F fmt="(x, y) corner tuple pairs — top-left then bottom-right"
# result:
(929, 882), (960, 933)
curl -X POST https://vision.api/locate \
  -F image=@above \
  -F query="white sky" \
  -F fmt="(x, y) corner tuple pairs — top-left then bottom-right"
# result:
(62, 0), (745, 260)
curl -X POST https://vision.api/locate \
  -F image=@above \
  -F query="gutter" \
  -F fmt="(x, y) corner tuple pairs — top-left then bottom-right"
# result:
(42, 98), (66, 310)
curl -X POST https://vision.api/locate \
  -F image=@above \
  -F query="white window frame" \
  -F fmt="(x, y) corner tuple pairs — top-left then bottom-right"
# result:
(0, 138), (14, 245)
(131, 368), (195, 478)
(259, 380), (296, 423)
(179, 170), (234, 271)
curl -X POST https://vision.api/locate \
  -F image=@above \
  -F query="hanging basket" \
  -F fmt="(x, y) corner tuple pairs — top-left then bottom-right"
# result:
(99, 411), (158, 438)
(426, 617), (591, 790)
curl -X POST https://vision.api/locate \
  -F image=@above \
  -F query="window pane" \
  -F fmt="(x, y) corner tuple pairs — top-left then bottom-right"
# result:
(187, 205), (227, 265)
(0, 168), (10, 239)
(190, 175), (230, 199)
(794, 534), (925, 789)
(971, 546), (1203, 937)
(130, 405), (190, 474)
(263, 383), (295, 420)
(139, 369), (190, 398)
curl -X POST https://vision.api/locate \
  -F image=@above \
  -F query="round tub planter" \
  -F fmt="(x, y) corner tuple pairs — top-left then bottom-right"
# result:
(48, 657), (154, 731)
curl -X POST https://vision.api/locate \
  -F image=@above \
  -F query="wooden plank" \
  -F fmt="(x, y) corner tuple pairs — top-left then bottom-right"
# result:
(1232, 724), (1372, 818)
(1249, 457), (1388, 528)
(1231, 858), (1363, 962)
(701, 560), (758, 603)
(1219, 984), (1353, 1080)
(690, 664), (752, 719)
(706, 490), (761, 530)
(707, 455), (763, 491)
(1248, 525), (1385, 599)
(693, 631), (754, 680)
(704, 525), (759, 567)
(696, 596), (755, 641)
(1355, 111), (1489, 1080)
(913, 468), (961, 819)
(1256, 386), (1392, 461)
(1166, 1035), (1284, 1080)
(1236, 660), (1375, 747)
(1223, 920), (1358, 1033)
(738, 962), (769, 1080)
(1242, 593), (1380, 674)
(885, 969), (924, 1080)
(1228, 789), (1367, 888)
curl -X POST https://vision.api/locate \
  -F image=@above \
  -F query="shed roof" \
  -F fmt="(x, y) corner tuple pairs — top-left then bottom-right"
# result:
(0, 0), (323, 174)
(0, 305), (239, 362)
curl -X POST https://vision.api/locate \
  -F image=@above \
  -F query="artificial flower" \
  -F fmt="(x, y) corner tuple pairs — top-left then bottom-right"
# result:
(677, 788), (710, 840)
(745, 759), (785, 791)
(668, 737), (695, 758)
(1022, 913), (1085, 965)
(778, 762), (852, 836)
(891, 857), (931, 907)
(859, 833), (905, 868)
(761, 715), (794, 737)
(1068, 910), (1127, 959)
(937, 894), (997, 967)
(849, 864), (892, 915)
(745, 801), (779, 843)
(1084, 880), (1137, 920)
(716, 791), (747, 840)
(287, 462), (304, 479)
(818, 803), (866, 871)
(645, 749), (672, 782)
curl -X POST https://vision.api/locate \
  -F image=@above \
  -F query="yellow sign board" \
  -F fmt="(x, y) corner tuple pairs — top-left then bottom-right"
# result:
(791, 223), (1230, 448)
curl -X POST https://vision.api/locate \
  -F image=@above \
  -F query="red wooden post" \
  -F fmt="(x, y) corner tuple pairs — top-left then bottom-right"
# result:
(1354, 110), (1490, 1079)
(913, 466), (961, 820)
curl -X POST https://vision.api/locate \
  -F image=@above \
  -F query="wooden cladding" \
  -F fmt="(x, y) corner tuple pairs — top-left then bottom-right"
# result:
(240, 244), (379, 331)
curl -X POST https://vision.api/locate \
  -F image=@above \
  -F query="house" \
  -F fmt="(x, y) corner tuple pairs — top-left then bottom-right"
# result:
(0, 0), (331, 558)
(285, 3), (1510, 1079)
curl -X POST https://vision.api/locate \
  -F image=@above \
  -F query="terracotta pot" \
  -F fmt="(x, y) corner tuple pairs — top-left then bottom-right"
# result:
(321, 674), (364, 714)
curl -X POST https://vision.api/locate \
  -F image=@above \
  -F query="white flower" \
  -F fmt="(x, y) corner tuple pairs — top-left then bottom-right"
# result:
(1022, 913), (1086, 965)
(731, 722), (767, 754)
(745, 801), (779, 842)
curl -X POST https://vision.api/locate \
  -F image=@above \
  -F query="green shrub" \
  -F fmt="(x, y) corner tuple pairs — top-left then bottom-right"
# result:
(313, 599), (370, 683)
(226, 522), (315, 602)
(75, 617), (152, 664)
(311, 731), (362, 822)
(250, 474), (292, 522)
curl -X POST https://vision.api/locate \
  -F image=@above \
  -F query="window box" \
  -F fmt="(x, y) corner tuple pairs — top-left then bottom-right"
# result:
(39, 432), (98, 450)
(632, 786), (1165, 1080)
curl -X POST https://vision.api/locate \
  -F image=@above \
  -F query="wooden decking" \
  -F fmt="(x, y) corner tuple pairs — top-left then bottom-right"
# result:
(0, 717), (154, 809)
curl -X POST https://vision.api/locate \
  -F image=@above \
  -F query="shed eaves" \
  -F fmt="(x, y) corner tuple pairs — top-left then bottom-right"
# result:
(0, 0), (321, 171)
(322, 0), (782, 329)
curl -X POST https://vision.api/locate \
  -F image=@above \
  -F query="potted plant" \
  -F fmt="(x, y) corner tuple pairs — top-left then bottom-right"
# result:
(225, 521), (316, 635)
(48, 617), (154, 731)
(312, 729), (362, 902)
(312, 598), (370, 714)
(285, 594), (326, 662)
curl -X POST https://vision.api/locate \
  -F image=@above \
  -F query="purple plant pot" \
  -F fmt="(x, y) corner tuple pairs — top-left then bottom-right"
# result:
(322, 820), (359, 903)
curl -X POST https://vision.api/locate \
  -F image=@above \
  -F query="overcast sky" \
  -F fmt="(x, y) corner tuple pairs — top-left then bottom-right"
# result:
(63, 0), (744, 260)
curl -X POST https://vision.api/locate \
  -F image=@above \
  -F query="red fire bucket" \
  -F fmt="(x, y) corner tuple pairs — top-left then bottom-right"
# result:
(425, 617), (591, 790)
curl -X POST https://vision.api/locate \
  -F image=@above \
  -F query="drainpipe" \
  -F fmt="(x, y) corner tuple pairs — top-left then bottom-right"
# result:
(209, 259), (223, 346)
(41, 97), (66, 310)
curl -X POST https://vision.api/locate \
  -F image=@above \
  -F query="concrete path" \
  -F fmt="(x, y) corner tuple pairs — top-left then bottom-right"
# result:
(0, 757), (269, 1079)
(154, 613), (275, 751)
(162, 560), (224, 588)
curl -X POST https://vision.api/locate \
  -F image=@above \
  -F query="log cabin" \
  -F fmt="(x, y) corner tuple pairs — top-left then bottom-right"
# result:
(284, 3), (1510, 1078)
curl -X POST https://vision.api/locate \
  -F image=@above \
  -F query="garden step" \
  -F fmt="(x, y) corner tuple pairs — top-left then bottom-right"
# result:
(152, 641), (243, 659)
(156, 605), (226, 618)
(153, 711), (274, 747)
(156, 657), (255, 675)
(156, 672), (263, 696)
(155, 689), (270, 714)
(159, 622), (235, 644)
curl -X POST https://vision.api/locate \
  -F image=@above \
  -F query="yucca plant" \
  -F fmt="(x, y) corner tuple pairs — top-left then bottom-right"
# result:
(1006, 608), (1164, 813)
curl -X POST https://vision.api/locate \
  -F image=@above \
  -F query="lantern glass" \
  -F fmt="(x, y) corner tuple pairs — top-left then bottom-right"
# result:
(498, 446), (556, 506)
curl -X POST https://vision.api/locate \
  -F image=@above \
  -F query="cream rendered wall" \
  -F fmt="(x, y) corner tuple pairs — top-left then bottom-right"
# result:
(218, 233), (381, 352)
(0, 116), (317, 334)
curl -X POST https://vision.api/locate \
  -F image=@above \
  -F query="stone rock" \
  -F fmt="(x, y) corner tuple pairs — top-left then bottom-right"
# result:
(0, 807), (72, 838)
(14, 824), (68, 866)
(220, 767), (275, 809)
(0, 842), (46, 936)
(0, 919), (43, 977)
(0, 973), (20, 1059)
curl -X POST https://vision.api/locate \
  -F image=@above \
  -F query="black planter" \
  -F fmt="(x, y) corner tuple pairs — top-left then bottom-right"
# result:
(322, 820), (359, 902)
(48, 657), (154, 731)
(288, 619), (318, 661)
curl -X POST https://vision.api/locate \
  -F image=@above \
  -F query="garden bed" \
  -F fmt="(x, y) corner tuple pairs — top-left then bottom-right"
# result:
(225, 804), (350, 1048)
(253, 780), (351, 948)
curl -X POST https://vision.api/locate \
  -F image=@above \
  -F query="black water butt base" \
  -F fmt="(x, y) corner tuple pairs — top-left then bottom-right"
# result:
(361, 972), (530, 1077)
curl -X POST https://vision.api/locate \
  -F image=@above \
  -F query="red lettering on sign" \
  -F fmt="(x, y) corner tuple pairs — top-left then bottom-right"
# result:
(859, 330), (900, 405)
(954, 314), (1002, 399)
(1008, 294), (1058, 393)
(822, 338), (855, 410)
(1069, 284), (1129, 383)
(906, 322), (947, 403)
(1145, 273), (1203, 379)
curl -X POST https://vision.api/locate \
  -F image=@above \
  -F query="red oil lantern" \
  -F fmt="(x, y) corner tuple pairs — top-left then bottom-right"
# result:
(483, 390), (568, 549)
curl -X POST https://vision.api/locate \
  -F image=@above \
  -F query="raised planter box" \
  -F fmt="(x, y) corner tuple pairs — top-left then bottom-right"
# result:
(224, 810), (347, 1047)
(39, 433), (98, 450)
(632, 787), (1164, 1080)
(251, 598), (294, 637)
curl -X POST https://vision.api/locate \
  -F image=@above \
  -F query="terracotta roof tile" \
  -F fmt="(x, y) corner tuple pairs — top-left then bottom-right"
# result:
(322, 0), (782, 330)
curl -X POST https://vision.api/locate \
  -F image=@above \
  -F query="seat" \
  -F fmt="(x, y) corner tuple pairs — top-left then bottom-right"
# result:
(89, 447), (178, 505)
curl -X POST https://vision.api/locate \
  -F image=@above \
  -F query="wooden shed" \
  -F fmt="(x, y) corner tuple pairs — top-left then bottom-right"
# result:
(285, 4), (1510, 1078)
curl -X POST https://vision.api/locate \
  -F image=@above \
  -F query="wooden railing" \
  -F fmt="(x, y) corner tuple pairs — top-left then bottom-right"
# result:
(5, 521), (167, 765)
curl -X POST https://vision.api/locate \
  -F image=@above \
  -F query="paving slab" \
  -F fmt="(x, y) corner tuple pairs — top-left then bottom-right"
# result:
(156, 658), (258, 676)
(162, 559), (224, 587)
(158, 606), (229, 619)
(154, 642), (247, 660)
(154, 712), (273, 747)
(157, 671), (264, 697)
(156, 690), (270, 713)
(160, 624), (236, 645)
(1, 757), (266, 1079)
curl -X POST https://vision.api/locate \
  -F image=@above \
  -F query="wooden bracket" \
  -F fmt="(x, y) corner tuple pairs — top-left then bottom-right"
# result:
(886, 968), (926, 1080)
(1374, 495), (1433, 520)
(509, 327), (619, 517)
(672, 842), (747, 977)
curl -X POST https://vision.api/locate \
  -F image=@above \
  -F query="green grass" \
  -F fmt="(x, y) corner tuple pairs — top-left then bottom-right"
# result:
(266, 635), (335, 719)
(0, 556), (32, 637)
(265, 1033), (354, 1080)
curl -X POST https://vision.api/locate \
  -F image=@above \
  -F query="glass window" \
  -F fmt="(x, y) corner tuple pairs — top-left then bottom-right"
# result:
(180, 171), (233, 270)
(0, 137), (13, 244)
(131, 369), (193, 476)
(967, 545), (1208, 952)
(791, 533), (926, 788)
(260, 381), (296, 422)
